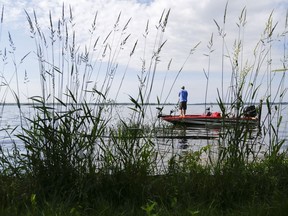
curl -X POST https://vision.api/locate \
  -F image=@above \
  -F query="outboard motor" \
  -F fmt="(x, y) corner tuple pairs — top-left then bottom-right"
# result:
(243, 105), (257, 117)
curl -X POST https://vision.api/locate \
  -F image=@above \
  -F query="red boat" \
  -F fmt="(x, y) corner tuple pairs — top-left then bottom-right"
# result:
(158, 106), (259, 128)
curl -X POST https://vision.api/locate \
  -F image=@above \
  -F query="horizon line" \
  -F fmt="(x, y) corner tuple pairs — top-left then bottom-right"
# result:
(1, 102), (287, 106)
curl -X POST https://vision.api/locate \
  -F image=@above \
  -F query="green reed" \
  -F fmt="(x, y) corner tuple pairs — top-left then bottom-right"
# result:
(0, 4), (173, 212)
(195, 5), (288, 208)
(0, 2), (288, 215)
(213, 6), (286, 163)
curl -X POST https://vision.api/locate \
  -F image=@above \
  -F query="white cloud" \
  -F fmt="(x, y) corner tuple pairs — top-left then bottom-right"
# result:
(0, 0), (287, 104)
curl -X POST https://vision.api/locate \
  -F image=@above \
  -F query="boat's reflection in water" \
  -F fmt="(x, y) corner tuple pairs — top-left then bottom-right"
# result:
(157, 123), (262, 151)
(172, 125), (221, 151)
(154, 124), (263, 172)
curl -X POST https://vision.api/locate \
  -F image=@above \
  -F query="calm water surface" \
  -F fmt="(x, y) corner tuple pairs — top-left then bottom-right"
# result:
(0, 104), (287, 160)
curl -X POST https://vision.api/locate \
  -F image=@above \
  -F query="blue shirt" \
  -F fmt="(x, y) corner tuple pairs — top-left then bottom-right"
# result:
(179, 89), (188, 102)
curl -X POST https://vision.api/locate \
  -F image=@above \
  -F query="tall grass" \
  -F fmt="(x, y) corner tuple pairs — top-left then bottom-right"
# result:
(0, 3), (287, 216)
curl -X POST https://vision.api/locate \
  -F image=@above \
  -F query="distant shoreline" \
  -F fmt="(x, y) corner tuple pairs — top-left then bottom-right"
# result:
(0, 102), (287, 106)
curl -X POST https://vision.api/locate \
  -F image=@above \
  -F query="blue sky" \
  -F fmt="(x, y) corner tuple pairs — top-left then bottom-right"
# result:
(0, 0), (287, 104)
(137, 0), (153, 5)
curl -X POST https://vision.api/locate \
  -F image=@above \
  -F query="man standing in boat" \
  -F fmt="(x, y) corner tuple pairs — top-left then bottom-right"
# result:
(179, 86), (188, 117)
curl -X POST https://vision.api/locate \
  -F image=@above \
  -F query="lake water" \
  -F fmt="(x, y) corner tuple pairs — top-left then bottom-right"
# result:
(0, 103), (287, 166)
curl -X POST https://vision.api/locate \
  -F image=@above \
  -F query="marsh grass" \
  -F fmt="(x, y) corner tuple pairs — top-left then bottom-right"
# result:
(0, 3), (287, 216)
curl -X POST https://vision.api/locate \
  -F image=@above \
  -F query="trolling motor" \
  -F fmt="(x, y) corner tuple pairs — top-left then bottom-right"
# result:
(156, 105), (178, 118)
(156, 107), (164, 118)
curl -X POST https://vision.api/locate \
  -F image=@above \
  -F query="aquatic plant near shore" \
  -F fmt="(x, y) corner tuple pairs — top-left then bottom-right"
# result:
(212, 6), (288, 170)
(0, 2), (287, 215)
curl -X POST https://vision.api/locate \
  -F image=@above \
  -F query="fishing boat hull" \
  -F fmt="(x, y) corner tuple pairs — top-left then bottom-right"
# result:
(159, 114), (258, 128)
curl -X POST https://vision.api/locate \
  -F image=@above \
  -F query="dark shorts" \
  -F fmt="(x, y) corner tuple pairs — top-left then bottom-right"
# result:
(179, 101), (187, 110)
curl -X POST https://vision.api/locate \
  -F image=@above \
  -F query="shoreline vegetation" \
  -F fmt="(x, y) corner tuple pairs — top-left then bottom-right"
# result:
(0, 2), (288, 216)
